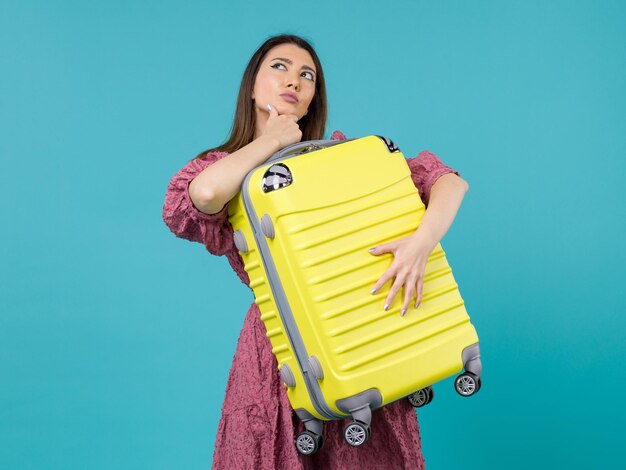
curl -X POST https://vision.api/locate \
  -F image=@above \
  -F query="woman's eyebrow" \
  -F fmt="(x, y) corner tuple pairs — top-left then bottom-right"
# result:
(270, 57), (316, 73)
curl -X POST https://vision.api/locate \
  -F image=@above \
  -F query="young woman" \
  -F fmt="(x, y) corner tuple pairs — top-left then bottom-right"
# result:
(162, 34), (469, 470)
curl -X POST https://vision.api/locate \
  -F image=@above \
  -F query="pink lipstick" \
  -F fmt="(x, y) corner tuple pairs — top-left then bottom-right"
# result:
(280, 93), (299, 103)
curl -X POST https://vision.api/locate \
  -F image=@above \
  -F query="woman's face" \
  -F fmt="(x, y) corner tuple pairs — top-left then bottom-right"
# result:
(252, 43), (317, 121)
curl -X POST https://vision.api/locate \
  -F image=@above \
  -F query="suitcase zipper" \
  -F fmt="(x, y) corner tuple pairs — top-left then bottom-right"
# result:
(297, 143), (323, 154)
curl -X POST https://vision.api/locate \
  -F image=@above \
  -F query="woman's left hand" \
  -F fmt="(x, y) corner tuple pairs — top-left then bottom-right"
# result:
(368, 230), (438, 316)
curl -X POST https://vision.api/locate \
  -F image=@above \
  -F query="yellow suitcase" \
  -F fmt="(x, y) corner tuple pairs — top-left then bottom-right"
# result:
(227, 135), (482, 455)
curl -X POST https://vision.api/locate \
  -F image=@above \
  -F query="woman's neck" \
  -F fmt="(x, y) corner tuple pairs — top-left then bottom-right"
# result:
(253, 109), (268, 141)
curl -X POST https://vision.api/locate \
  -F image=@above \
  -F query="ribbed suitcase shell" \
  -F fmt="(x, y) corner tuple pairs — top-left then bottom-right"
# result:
(227, 136), (479, 421)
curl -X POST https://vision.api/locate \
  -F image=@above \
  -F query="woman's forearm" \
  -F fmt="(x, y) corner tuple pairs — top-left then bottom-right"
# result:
(189, 135), (281, 215)
(412, 173), (469, 247)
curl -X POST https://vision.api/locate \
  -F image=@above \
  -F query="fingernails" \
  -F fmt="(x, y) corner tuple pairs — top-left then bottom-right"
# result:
(267, 104), (272, 111)
(400, 308), (407, 316)
(368, 248), (376, 253)
(414, 302), (421, 309)
(384, 303), (389, 311)
(370, 288), (377, 294)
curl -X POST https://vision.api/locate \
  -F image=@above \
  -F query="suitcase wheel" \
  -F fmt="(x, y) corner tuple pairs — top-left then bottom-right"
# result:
(261, 214), (275, 239)
(407, 386), (434, 408)
(233, 230), (248, 253)
(295, 431), (323, 456)
(454, 371), (481, 397)
(343, 421), (371, 447)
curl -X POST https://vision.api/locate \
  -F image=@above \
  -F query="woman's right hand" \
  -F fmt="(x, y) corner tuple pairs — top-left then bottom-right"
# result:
(260, 104), (303, 149)
(189, 105), (303, 215)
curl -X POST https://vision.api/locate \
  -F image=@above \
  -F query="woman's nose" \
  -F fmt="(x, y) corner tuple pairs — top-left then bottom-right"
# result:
(286, 75), (300, 92)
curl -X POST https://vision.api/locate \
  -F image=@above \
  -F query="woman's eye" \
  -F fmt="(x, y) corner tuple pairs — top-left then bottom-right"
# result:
(301, 71), (315, 81)
(271, 63), (287, 70)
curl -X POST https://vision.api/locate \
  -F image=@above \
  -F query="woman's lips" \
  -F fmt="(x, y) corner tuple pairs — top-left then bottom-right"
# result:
(280, 93), (299, 103)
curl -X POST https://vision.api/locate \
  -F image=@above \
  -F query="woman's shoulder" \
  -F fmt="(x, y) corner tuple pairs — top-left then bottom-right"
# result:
(329, 130), (348, 141)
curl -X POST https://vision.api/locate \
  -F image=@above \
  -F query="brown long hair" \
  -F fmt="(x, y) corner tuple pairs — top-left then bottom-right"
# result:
(195, 34), (327, 159)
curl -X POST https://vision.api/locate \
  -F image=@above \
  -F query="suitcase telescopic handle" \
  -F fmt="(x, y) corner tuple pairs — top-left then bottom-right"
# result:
(267, 138), (348, 163)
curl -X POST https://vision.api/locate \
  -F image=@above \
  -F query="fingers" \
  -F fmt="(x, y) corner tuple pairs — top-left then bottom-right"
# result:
(373, 274), (422, 316)
(370, 266), (395, 296)
(263, 103), (302, 147)
(401, 281), (417, 317)
(370, 266), (424, 316)
(368, 244), (400, 309)
(415, 278), (423, 308)
(368, 242), (394, 256)
(368, 236), (430, 316)
(384, 275), (407, 312)
(267, 103), (278, 118)
(267, 103), (298, 121)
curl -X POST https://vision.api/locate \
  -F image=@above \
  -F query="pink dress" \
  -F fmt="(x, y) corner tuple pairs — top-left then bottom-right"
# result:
(162, 131), (460, 470)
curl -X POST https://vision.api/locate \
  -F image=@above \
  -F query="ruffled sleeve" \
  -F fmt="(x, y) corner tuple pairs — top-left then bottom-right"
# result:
(162, 151), (234, 256)
(406, 150), (460, 206)
(330, 130), (348, 141)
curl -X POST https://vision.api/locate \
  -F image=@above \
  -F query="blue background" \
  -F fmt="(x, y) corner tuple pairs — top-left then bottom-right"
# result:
(1, 1), (625, 468)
